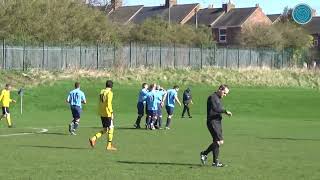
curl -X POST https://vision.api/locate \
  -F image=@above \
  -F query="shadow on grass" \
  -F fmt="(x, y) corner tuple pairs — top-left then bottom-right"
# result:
(117, 160), (201, 167)
(258, 137), (320, 141)
(43, 132), (69, 136)
(20, 145), (88, 150)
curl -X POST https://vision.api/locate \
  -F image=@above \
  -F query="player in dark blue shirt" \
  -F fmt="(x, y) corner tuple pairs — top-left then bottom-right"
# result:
(134, 83), (149, 129)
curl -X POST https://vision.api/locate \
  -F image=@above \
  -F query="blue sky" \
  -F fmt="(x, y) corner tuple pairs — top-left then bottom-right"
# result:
(121, 0), (320, 15)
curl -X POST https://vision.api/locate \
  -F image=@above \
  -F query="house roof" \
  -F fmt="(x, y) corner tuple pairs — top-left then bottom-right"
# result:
(267, 14), (281, 23)
(131, 3), (199, 24)
(187, 8), (225, 26)
(304, 16), (320, 35)
(108, 5), (144, 24)
(212, 7), (258, 28)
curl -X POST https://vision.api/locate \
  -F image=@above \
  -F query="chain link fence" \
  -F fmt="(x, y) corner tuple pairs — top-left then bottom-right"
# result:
(0, 40), (294, 70)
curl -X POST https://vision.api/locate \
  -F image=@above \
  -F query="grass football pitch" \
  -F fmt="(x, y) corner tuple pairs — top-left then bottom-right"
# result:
(0, 80), (319, 180)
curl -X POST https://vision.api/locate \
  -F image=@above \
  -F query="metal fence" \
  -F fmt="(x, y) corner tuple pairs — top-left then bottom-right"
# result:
(0, 41), (293, 70)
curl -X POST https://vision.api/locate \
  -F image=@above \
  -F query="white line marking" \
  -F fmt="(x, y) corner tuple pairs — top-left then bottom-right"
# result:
(0, 128), (48, 137)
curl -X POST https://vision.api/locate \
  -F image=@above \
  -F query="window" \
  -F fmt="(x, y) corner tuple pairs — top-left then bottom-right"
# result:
(219, 28), (227, 43)
(314, 39), (318, 47)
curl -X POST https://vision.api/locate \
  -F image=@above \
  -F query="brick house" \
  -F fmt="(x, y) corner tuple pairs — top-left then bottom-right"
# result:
(188, 2), (272, 45)
(106, 0), (199, 25)
(304, 16), (320, 49)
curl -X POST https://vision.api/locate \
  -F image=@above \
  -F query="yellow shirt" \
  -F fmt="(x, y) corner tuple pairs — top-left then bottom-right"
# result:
(99, 88), (113, 117)
(0, 89), (12, 107)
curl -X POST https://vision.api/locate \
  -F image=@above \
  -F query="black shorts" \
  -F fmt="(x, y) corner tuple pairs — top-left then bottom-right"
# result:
(207, 120), (223, 141)
(101, 117), (113, 128)
(147, 110), (157, 117)
(166, 106), (174, 116)
(71, 105), (82, 119)
(2, 107), (9, 115)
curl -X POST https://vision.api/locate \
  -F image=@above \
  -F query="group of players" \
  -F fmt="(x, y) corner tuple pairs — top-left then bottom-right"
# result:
(0, 81), (232, 167)
(133, 83), (182, 130)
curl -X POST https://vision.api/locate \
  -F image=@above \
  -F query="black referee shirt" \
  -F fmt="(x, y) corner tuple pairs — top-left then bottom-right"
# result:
(207, 92), (226, 121)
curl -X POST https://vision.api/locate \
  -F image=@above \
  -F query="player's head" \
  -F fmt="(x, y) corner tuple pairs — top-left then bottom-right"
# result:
(5, 84), (11, 90)
(149, 83), (156, 91)
(106, 80), (113, 88)
(217, 84), (229, 98)
(156, 84), (161, 90)
(75, 82), (80, 89)
(173, 85), (179, 91)
(186, 87), (191, 93)
(142, 83), (148, 89)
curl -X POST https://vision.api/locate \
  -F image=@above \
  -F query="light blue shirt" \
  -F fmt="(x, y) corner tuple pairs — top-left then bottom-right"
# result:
(67, 88), (86, 108)
(166, 89), (177, 107)
(138, 89), (148, 103)
(146, 90), (158, 111)
(155, 90), (165, 104)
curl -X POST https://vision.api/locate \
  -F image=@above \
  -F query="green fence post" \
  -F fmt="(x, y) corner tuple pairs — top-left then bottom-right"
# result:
(96, 43), (99, 69)
(174, 43), (176, 68)
(2, 39), (5, 69)
(282, 49), (284, 68)
(145, 44), (148, 66)
(249, 48), (252, 66)
(79, 43), (82, 69)
(42, 42), (45, 69)
(225, 47), (228, 68)
(188, 46), (191, 67)
(113, 42), (116, 68)
(22, 40), (25, 71)
(200, 44), (203, 69)
(159, 42), (162, 68)
(129, 41), (132, 68)
(237, 47), (240, 68)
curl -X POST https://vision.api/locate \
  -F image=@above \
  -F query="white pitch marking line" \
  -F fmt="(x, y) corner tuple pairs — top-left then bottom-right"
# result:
(0, 128), (48, 137)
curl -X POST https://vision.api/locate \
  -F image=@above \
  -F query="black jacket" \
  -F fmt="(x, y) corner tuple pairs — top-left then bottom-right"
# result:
(207, 92), (226, 121)
(183, 91), (192, 104)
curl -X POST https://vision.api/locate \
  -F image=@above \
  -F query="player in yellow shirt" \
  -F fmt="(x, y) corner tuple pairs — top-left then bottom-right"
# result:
(89, 80), (117, 151)
(0, 84), (16, 128)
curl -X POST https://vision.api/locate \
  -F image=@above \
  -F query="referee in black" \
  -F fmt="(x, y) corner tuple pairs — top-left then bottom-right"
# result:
(200, 84), (232, 167)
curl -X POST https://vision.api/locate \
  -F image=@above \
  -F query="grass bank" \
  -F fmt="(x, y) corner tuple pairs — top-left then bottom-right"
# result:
(1, 67), (320, 89)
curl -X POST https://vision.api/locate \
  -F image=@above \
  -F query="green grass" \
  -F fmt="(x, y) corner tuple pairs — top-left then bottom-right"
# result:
(0, 80), (320, 180)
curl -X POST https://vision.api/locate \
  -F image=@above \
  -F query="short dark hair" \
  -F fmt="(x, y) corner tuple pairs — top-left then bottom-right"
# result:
(5, 84), (11, 88)
(149, 83), (156, 90)
(106, 80), (113, 88)
(75, 82), (80, 88)
(173, 85), (179, 89)
(142, 83), (147, 88)
(218, 84), (229, 91)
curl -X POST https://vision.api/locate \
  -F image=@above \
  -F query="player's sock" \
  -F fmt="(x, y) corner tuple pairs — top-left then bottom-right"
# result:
(6, 114), (12, 127)
(92, 129), (107, 141)
(165, 117), (172, 127)
(107, 128), (114, 148)
(203, 143), (214, 155)
(213, 142), (220, 164)
(158, 116), (162, 128)
(73, 121), (79, 131)
(135, 115), (142, 126)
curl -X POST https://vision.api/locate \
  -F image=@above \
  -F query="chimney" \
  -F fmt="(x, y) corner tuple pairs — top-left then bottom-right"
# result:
(255, 4), (260, 8)
(165, 0), (177, 8)
(111, 0), (122, 10)
(222, 1), (235, 13)
(312, 8), (317, 16)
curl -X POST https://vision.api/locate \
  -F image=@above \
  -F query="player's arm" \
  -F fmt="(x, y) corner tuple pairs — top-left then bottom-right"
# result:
(66, 94), (70, 103)
(212, 96), (232, 116)
(161, 91), (167, 106)
(0, 90), (4, 102)
(107, 91), (113, 118)
(175, 95), (182, 106)
(82, 93), (87, 104)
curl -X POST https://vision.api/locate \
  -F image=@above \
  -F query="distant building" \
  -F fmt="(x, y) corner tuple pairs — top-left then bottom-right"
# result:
(188, 2), (272, 45)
